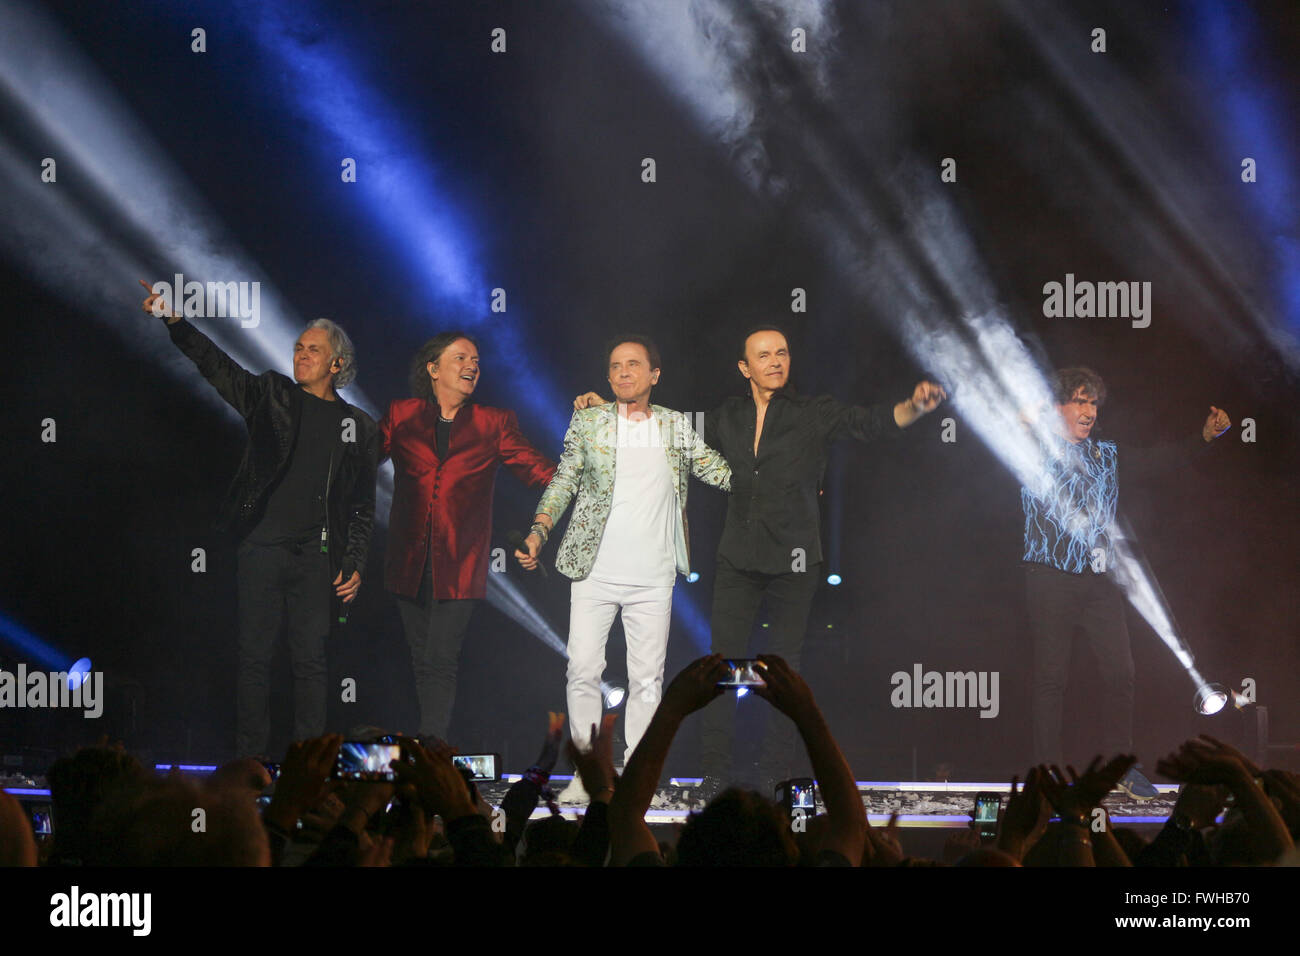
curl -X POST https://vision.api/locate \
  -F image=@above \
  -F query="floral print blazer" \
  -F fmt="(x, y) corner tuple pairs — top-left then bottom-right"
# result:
(535, 403), (731, 581)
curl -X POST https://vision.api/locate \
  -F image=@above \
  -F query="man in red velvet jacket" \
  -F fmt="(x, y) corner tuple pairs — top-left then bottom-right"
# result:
(381, 332), (555, 742)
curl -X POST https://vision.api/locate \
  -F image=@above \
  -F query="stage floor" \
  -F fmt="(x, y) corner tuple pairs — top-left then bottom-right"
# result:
(480, 775), (1180, 826)
(4, 770), (1180, 828)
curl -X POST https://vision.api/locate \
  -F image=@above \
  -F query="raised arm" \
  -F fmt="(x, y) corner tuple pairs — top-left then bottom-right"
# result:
(1157, 737), (1293, 864)
(754, 655), (866, 865)
(1121, 407), (1231, 481)
(817, 381), (944, 446)
(892, 380), (947, 428)
(140, 278), (267, 418)
(1036, 755), (1137, 868)
(608, 655), (728, 865)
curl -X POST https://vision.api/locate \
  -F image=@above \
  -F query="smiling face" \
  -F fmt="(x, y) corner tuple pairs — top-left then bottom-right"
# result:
(739, 330), (790, 392)
(294, 327), (338, 391)
(428, 337), (480, 399)
(1057, 387), (1099, 443)
(607, 341), (659, 407)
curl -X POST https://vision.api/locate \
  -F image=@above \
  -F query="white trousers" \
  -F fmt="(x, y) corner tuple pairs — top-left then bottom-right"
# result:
(567, 577), (674, 767)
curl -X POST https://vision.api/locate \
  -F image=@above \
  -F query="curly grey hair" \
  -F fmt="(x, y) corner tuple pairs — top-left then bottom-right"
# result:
(306, 318), (357, 390)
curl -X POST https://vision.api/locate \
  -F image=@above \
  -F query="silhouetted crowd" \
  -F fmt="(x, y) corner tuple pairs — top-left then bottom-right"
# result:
(4, 655), (1297, 867)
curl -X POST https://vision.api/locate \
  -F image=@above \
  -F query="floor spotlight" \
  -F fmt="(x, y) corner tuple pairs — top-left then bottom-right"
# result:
(67, 657), (92, 691)
(687, 572), (700, 583)
(1194, 682), (1230, 716)
(827, 573), (842, 586)
(603, 685), (626, 710)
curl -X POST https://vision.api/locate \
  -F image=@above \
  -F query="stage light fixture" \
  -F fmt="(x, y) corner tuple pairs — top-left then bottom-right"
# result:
(67, 658), (92, 691)
(827, 573), (842, 586)
(603, 685), (626, 709)
(1194, 682), (1230, 716)
(1193, 681), (1253, 716)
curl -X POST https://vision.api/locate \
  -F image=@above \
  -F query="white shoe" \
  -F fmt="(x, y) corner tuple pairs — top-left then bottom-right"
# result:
(558, 774), (588, 804)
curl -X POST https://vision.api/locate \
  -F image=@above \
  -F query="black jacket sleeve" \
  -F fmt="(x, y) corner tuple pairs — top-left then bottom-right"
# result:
(341, 410), (379, 578)
(166, 317), (268, 419)
(817, 396), (902, 445)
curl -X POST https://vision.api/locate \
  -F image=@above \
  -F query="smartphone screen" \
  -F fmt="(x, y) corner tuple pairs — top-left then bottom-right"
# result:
(29, 805), (53, 838)
(333, 742), (401, 782)
(777, 778), (817, 816)
(452, 753), (500, 782)
(717, 659), (766, 688)
(974, 792), (1001, 839)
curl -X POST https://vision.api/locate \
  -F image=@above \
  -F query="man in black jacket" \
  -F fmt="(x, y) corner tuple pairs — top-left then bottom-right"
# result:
(695, 327), (946, 796)
(142, 281), (379, 758)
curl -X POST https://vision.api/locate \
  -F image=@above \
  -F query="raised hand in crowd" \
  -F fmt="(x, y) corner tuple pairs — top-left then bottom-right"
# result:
(569, 713), (619, 805)
(609, 655), (729, 865)
(755, 654), (866, 866)
(997, 767), (1051, 862)
(263, 734), (342, 835)
(862, 811), (904, 867)
(1036, 755), (1135, 866)
(1157, 736), (1293, 863)
(391, 739), (477, 822)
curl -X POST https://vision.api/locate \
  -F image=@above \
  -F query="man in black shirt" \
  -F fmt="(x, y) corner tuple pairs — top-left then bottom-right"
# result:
(142, 281), (379, 757)
(696, 327), (945, 795)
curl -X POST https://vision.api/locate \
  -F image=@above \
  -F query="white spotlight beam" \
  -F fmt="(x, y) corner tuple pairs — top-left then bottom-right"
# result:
(0, 0), (378, 417)
(586, 0), (1208, 687)
(0, 0), (578, 660)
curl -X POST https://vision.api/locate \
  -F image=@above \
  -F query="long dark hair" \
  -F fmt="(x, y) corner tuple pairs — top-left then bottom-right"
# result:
(409, 332), (479, 400)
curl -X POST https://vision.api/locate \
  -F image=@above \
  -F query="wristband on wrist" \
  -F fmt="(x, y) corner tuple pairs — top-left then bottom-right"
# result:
(530, 522), (549, 546)
(522, 767), (550, 788)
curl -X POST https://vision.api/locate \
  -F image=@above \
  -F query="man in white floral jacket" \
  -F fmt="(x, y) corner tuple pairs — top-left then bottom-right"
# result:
(516, 336), (730, 799)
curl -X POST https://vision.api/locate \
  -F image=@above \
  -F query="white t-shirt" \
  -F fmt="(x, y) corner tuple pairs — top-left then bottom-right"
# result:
(588, 412), (677, 586)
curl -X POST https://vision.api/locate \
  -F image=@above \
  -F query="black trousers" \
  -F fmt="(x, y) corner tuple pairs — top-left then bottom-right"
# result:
(1023, 562), (1134, 767)
(235, 539), (331, 757)
(396, 569), (479, 743)
(700, 555), (823, 783)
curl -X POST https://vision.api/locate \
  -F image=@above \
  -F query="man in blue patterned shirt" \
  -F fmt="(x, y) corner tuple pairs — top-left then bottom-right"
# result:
(1021, 367), (1232, 798)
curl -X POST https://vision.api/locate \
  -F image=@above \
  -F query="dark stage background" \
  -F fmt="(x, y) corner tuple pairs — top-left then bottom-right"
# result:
(2, 0), (1297, 781)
